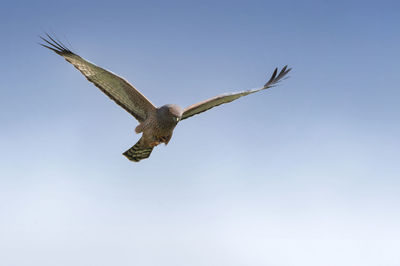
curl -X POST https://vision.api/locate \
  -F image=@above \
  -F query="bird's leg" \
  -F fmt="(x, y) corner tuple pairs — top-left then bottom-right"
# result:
(149, 141), (160, 147)
(149, 136), (169, 147)
(149, 136), (161, 147)
(158, 135), (171, 145)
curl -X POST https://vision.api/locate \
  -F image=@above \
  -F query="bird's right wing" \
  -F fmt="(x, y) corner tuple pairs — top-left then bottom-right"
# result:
(181, 66), (291, 120)
(40, 34), (156, 122)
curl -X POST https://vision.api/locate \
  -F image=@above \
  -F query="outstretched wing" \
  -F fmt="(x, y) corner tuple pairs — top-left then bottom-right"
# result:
(181, 66), (291, 120)
(40, 34), (156, 122)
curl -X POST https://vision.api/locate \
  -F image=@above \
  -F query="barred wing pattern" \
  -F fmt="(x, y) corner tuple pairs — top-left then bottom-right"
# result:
(40, 35), (156, 122)
(181, 66), (291, 120)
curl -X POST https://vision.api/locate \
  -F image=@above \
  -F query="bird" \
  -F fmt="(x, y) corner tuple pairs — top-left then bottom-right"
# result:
(40, 34), (291, 162)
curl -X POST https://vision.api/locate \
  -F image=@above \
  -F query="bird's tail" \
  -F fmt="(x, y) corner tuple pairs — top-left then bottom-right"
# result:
(123, 137), (154, 162)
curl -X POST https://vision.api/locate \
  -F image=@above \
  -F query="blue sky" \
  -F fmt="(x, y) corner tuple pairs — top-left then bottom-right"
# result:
(1, 0), (400, 265)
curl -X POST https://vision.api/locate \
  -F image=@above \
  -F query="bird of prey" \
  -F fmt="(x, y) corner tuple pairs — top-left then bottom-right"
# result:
(40, 34), (291, 162)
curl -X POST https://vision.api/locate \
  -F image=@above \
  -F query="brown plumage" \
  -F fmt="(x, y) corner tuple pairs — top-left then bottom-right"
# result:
(40, 34), (291, 162)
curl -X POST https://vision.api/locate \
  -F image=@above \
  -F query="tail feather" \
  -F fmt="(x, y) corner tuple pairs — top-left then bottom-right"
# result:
(123, 138), (153, 162)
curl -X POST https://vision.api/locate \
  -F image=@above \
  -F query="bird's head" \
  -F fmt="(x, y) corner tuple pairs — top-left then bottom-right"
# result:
(157, 104), (183, 124)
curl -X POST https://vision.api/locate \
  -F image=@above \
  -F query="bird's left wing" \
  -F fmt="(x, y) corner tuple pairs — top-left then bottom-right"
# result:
(181, 66), (291, 120)
(40, 34), (156, 122)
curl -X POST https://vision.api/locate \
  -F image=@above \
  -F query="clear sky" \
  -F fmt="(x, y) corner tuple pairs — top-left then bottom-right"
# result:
(1, 0), (400, 265)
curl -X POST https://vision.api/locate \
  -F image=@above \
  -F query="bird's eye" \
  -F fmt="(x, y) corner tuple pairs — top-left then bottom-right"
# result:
(175, 117), (180, 122)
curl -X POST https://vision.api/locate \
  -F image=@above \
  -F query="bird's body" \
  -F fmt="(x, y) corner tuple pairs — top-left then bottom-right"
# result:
(137, 104), (182, 146)
(40, 34), (291, 162)
(123, 104), (183, 161)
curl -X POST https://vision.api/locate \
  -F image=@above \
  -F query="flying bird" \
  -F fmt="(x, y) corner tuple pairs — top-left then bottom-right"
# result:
(40, 34), (291, 162)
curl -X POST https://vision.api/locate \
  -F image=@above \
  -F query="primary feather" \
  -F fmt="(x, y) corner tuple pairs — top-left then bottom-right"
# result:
(40, 34), (156, 122)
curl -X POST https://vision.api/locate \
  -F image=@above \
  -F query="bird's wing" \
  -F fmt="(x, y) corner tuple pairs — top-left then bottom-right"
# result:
(40, 34), (156, 122)
(181, 66), (291, 120)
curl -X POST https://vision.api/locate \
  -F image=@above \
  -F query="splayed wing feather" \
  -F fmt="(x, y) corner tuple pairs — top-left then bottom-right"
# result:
(40, 34), (156, 122)
(181, 66), (291, 120)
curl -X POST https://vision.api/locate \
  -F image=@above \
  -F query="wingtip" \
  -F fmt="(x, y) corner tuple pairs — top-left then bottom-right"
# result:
(39, 33), (73, 55)
(264, 65), (292, 87)
(39, 42), (63, 55)
(265, 68), (278, 86)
